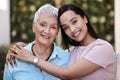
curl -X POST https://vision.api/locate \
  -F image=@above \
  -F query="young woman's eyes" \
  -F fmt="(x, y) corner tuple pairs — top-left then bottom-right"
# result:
(62, 25), (69, 30)
(72, 20), (77, 24)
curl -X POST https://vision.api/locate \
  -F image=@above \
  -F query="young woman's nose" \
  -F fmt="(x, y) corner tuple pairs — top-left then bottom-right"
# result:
(70, 26), (76, 32)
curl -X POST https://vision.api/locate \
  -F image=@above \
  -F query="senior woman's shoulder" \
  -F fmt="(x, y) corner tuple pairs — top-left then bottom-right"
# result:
(53, 43), (69, 55)
(23, 41), (35, 51)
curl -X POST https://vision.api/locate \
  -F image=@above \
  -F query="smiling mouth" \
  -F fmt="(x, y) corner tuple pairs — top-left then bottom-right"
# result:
(41, 34), (50, 39)
(73, 30), (81, 37)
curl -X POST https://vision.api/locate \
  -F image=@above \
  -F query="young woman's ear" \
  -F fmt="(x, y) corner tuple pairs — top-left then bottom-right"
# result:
(84, 16), (88, 23)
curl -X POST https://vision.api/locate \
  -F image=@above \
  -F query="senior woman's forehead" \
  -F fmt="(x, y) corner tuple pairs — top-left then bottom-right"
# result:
(38, 13), (58, 22)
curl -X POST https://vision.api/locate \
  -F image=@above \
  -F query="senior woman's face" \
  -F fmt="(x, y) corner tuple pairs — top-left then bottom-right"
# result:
(33, 13), (58, 46)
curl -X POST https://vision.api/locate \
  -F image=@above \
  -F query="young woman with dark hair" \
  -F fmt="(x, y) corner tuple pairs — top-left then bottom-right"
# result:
(7, 4), (117, 80)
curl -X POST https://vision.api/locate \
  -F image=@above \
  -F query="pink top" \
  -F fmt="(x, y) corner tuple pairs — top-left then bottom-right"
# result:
(68, 39), (117, 80)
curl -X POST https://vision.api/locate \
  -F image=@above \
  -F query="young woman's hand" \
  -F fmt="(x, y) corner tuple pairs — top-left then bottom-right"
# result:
(6, 42), (27, 66)
(10, 44), (35, 64)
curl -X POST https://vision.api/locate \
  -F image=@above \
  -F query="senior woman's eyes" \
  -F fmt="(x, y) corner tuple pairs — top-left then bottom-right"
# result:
(50, 25), (58, 29)
(40, 23), (46, 27)
(39, 23), (57, 30)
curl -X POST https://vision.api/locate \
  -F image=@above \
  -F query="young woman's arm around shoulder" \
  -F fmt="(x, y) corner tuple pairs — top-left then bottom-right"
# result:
(35, 57), (100, 79)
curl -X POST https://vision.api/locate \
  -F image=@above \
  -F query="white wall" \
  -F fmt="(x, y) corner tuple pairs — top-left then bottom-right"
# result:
(0, 0), (10, 46)
(115, 0), (120, 80)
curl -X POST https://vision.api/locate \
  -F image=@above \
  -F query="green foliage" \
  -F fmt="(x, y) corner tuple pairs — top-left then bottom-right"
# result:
(0, 45), (10, 80)
(11, 0), (114, 45)
(1, 0), (114, 79)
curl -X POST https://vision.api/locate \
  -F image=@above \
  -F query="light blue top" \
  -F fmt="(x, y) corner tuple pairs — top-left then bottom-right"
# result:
(3, 41), (69, 80)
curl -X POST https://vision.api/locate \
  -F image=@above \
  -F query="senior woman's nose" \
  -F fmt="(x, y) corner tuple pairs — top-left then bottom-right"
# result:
(44, 27), (50, 33)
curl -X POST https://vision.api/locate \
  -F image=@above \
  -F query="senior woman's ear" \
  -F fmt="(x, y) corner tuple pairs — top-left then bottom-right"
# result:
(32, 23), (36, 33)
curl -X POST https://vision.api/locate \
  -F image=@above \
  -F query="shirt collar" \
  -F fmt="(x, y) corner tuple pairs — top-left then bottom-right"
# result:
(48, 42), (61, 60)
(30, 41), (61, 60)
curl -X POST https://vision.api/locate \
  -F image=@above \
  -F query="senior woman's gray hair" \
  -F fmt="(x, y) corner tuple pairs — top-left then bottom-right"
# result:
(33, 4), (58, 23)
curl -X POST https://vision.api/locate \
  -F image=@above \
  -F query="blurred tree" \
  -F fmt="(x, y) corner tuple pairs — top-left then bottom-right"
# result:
(0, 45), (10, 80)
(10, 0), (114, 46)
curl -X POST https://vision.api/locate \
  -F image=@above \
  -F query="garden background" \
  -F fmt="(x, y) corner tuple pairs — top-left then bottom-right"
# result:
(0, 0), (115, 80)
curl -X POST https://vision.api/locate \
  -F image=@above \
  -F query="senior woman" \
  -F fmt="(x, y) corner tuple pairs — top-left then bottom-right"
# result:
(7, 4), (116, 80)
(3, 4), (69, 80)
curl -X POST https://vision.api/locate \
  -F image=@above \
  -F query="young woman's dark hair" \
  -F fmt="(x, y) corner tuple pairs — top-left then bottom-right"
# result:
(58, 4), (99, 49)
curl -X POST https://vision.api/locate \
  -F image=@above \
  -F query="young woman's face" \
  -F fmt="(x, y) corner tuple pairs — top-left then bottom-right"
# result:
(33, 13), (58, 46)
(60, 10), (88, 42)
